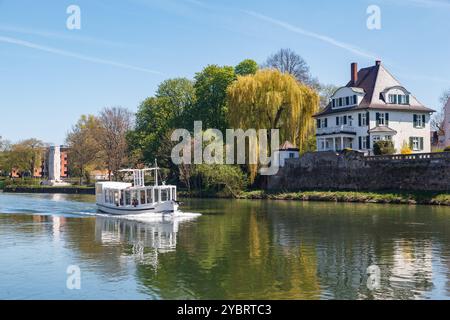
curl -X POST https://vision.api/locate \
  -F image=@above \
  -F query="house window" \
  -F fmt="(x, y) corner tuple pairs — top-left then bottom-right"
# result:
(289, 153), (295, 158)
(410, 137), (424, 151)
(319, 138), (325, 150)
(359, 136), (369, 149)
(336, 115), (348, 126)
(360, 113), (368, 126)
(377, 113), (385, 125)
(376, 112), (389, 126)
(372, 135), (381, 144)
(413, 114), (426, 128)
(317, 118), (321, 129)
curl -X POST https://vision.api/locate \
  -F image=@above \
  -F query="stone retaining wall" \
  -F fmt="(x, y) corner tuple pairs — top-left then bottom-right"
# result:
(267, 151), (450, 192)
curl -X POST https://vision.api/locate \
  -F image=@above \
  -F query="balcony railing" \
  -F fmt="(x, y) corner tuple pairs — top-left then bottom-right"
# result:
(316, 125), (357, 135)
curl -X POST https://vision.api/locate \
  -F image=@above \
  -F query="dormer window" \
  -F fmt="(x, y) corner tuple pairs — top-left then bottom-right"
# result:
(331, 95), (358, 109)
(388, 94), (409, 105)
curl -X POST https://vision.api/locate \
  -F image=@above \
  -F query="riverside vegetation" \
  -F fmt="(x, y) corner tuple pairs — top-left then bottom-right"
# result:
(1, 48), (450, 203)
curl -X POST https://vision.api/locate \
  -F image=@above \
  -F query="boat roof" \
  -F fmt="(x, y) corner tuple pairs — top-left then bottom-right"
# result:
(96, 182), (132, 189)
(96, 181), (177, 190)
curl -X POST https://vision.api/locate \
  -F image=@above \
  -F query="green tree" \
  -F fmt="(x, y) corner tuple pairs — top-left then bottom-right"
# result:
(235, 59), (258, 76)
(227, 69), (319, 182)
(191, 164), (247, 197)
(5, 139), (44, 177)
(373, 140), (396, 155)
(0, 136), (11, 174)
(191, 65), (236, 132)
(98, 107), (133, 180)
(65, 115), (102, 185)
(129, 78), (195, 167)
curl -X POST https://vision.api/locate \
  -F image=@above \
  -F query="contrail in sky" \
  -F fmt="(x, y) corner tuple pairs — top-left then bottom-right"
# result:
(0, 35), (164, 75)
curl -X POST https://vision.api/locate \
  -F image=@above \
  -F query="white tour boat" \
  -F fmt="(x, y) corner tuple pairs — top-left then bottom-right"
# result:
(95, 163), (179, 215)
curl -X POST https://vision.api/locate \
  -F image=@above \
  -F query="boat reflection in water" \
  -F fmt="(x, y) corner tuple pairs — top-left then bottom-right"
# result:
(94, 215), (199, 268)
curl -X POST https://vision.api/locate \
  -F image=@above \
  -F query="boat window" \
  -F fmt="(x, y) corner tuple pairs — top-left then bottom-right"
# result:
(147, 189), (153, 203)
(125, 191), (131, 206)
(161, 189), (168, 201)
(132, 191), (139, 207)
(114, 191), (119, 206)
(140, 190), (146, 205)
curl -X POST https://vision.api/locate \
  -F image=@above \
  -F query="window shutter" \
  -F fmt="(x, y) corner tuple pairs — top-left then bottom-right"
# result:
(358, 113), (362, 126)
(359, 137), (362, 150)
(343, 115), (347, 125)
(420, 137), (424, 150)
(413, 114), (417, 128)
(406, 95), (410, 104)
(317, 119), (321, 129)
(366, 136), (370, 150)
(366, 112), (370, 126)
(336, 117), (339, 126)
(422, 114), (426, 128)
(324, 118), (328, 128)
(353, 95), (357, 104)
(376, 113), (380, 125)
(385, 113), (389, 126)
(409, 137), (413, 149)
(332, 99), (335, 108)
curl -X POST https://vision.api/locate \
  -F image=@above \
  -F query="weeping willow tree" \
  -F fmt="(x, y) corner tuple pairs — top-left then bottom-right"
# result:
(227, 69), (319, 182)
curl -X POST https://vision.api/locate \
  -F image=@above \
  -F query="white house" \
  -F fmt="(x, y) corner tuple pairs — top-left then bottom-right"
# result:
(313, 61), (435, 154)
(444, 98), (450, 147)
(273, 141), (299, 168)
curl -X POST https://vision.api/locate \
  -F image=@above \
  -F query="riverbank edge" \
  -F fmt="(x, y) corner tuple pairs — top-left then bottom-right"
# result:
(2, 186), (450, 206)
(179, 190), (450, 206)
(2, 186), (95, 195)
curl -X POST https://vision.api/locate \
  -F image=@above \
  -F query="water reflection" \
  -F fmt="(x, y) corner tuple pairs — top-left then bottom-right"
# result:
(95, 216), (198, 269)
(2, 193), (450, 299)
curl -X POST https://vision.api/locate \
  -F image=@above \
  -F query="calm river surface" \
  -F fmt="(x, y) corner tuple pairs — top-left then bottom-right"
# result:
(1, 192), (450, 300)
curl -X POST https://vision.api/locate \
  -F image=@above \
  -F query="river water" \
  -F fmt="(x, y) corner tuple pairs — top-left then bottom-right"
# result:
(1, 192), (450, 300)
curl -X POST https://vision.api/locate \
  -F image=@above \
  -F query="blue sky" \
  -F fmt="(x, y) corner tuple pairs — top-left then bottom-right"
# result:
(1, 0), (450, 145)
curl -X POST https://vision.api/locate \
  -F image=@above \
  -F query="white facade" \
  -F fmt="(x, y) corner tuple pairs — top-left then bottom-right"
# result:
(48, 145), (61, 181)
(273, 149), (300, 168)
(316, 110), (431, 154)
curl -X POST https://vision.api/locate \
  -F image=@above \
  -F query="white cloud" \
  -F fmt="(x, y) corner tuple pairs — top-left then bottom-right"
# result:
(0, 35), (164, 75)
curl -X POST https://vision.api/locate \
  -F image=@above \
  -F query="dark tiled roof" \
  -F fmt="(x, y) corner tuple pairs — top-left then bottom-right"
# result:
(313, 63), (435, 117)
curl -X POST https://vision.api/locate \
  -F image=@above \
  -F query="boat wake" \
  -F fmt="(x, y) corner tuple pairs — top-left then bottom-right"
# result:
(0, 193), (201, 223)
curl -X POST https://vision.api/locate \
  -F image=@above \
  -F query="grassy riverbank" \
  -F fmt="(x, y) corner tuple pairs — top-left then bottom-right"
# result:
(2, 185), (95, 194)
(179, 190), (450, 206)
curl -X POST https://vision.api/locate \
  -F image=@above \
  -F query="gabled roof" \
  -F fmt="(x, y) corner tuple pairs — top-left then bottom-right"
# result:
(314, 62), (435, 117)
(368, 126), (397, 134)
(278, 141), (299, 151)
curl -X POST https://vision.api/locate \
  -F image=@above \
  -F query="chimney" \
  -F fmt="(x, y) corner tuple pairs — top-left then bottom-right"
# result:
(351, 62), (358, 85)
(375, 60), (381, 66)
